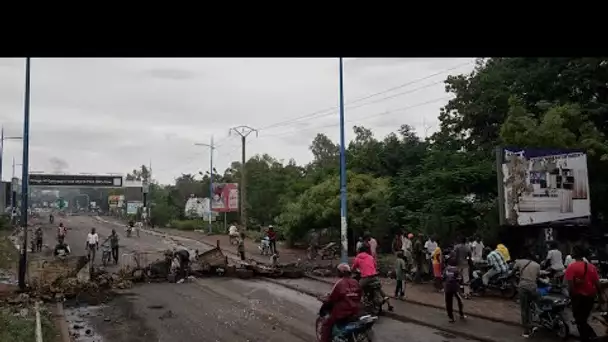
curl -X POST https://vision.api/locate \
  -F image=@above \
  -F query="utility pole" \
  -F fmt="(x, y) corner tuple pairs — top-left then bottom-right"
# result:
(18, 57), (31, 291)
(195, 136), (215, 233)
(147, 159), (152, 224)
(229, 126), (258, 231)
(338, 57), (348, 263)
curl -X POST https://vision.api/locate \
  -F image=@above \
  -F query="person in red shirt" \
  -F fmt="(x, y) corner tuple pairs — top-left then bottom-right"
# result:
(267, 226), (277, 254)
(564, 245), (603, 342)
(319, 263), (362, 342)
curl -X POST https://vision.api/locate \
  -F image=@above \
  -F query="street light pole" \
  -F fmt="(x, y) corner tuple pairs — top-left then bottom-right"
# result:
(18, 57), (31, 291)
(11, 158), (22, 210)
(194, 137), (215, 233)
(338, 57), (348, 264)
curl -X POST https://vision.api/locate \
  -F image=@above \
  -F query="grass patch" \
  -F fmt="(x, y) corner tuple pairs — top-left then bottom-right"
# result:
(0, 231), (18, 272)
(0, 305), (58, 342)
(169, 219), (225, 233)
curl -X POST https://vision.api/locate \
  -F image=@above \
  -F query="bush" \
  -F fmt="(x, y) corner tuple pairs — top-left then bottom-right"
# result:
(169, 219), (205, 231)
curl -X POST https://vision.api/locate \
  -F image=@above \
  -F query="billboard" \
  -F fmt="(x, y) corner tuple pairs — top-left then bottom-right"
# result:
(108, 195), (124, 208)
(211, 183), (239, 212)
(126, 201), (143, 215)
(498, 147), (591, 226)
(29, 174), (123, 188)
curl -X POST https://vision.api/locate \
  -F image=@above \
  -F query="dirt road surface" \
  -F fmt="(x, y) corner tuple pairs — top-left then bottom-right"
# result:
(41, 215), (477, 342)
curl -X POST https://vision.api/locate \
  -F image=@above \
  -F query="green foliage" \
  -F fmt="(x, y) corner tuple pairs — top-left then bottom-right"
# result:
(169, 219), (205, 231)
(277, 172), (391, 245)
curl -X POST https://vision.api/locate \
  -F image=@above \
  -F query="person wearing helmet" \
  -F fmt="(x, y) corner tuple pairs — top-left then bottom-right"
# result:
(319, 263), (362, 342)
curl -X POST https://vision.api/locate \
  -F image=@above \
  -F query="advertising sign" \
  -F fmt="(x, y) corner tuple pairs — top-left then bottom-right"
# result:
(29, 174), (123, 188)
(184, 197), (218, 221)
(211, 183), (239, 212)
(126, 201), (143, 215)
(498, 147), (591, 226)
(108, 195), (124, 208)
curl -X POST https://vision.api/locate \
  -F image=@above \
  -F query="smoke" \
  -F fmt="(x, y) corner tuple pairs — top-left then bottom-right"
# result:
(48, 157), (69, 173)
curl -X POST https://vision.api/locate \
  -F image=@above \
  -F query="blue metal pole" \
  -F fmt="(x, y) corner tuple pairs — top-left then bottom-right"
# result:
(0, 126), (4, 183)
(209, 135), (214, 233)
(339, 57), (348, 264)
(18, 57), (31, 290)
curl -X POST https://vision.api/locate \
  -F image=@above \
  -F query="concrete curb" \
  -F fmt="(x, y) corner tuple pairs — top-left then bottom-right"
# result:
(35, 301), (43, 342)
(54, 302), (71, 342)
(261, 277), (498, 342)
(303, 274), (522, 327)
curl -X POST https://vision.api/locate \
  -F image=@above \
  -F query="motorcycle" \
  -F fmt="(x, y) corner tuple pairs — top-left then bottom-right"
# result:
(101, 243), (112, 267)
(315, 300), (377, 342)
(126, 226), (133, 238)
(259, 236), (271, 256)
(49, 215), (54, 224)
(353, 271), (385, 316)
(470, 267), (517, 299)
(529, 286), (570, 340)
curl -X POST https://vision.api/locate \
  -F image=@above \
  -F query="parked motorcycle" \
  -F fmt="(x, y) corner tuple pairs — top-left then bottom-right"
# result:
(529, 292), (570, 340)
(101, 242), (112, 267)
(470, 268), (517, 299)
(353, 271), (385, 316)
(315, 301), (377, 342)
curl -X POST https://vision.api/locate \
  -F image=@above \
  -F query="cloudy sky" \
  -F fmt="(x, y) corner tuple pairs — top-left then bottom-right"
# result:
(0, 58), (475, 184)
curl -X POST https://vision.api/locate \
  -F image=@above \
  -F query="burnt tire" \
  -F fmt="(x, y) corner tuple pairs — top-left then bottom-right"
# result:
(235, 269), (254, 279)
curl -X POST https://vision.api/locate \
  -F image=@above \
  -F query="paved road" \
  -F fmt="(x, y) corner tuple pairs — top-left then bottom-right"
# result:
(44, 215), (477, 342)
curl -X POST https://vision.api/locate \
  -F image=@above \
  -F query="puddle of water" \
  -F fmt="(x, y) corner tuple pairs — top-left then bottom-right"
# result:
(64, 305), (106, 342)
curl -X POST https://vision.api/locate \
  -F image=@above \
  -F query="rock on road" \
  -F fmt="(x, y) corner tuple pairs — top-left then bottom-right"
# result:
(45, 215), (476, 342)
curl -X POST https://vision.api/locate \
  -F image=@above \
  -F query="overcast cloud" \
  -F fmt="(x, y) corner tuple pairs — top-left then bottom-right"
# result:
(0, 58), (475, 184)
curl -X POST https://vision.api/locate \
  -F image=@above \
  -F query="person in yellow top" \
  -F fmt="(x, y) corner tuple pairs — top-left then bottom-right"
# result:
(496, 244), (511, 262)
(432, 245), (443, 291)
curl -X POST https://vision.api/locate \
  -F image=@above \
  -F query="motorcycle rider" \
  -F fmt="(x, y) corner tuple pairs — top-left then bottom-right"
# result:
(320, 263), (362, 342)
(352, 244), (394, 312)
(49, 212), (54, 224)
(127, 219), (135, 236)
(482, 245), (509, 286)
(54, 240), (71, 257)
(34, 226), (43, 252)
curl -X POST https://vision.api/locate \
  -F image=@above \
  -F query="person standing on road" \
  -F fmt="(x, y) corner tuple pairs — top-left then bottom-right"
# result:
(425, 235), (438, 278)
(57, 222), (67, 243)
(238, 232), (246, 261)
(394, 250), (407, 299)
(443, 257), (466, 323)
(565, 245), (603, 342)
(453, 236), (472, 299)
(366, 232), (378, 262)
(134, 219), (142, 238)
(109, 229), (119, 265)
(512, 249), (541, 338)
(392, 233), (403, 256)
(432, 242), (443, 292)
(413, 234), (425, 283)
(471, 236), (484, 263)
(86, 228), (99, 263)
(309, 229), (320, 260)
(267, 226), (277, 254)
(34, 226), (43, 252)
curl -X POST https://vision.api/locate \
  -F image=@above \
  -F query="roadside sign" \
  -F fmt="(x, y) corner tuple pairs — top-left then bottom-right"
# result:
(29, 174), (123, 188)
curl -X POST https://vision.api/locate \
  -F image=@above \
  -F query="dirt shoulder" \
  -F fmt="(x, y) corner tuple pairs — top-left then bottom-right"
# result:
(0, 303), (59, 342)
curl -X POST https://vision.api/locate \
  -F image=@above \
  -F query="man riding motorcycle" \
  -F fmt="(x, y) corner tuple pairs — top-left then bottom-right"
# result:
(49, 213), (54, 224)
(319, 263), (362, 342)
(352, 244), (393, 312)
(54, 240), (71, 257)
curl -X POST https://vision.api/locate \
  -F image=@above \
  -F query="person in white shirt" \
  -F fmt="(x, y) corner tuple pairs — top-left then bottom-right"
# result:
(402, 232), (413, 253)
(86, 228), (99, 263)
(134, 220), (143, 237)
(544, 242), (565, 274)
(424, 236), (437, 259)
(565, 254), (588, 266)
(470, 236), (485, 263)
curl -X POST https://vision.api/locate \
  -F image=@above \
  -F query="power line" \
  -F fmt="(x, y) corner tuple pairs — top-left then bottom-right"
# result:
(256, 96), (450, 140)
(257, 60), (473, 131)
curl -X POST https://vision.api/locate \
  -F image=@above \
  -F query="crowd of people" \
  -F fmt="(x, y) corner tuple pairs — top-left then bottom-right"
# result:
(385, 231), (606, 340)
